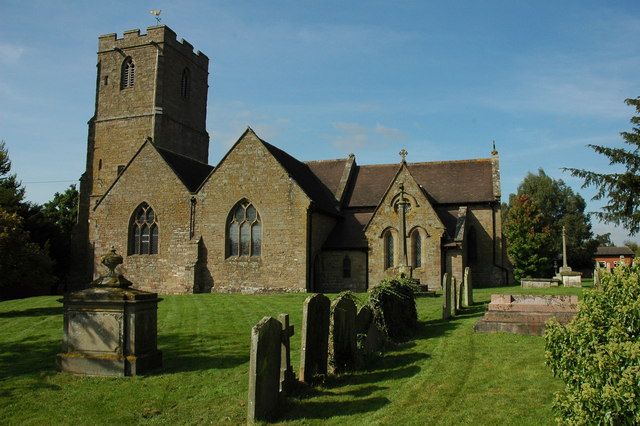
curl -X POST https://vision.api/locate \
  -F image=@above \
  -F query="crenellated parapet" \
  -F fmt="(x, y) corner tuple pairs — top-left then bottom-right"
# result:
(98, 25), (208, 68)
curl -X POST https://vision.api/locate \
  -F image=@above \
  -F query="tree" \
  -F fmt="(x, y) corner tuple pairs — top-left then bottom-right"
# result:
(565, 96), (640, 235)
(509, 169), (597, 270)
(623, 240), (640, 258)
(0, 141), (25, 212)
(504, 195), (554, 279)
(545, 266), (640, 424)
(594, 232), (614, 247)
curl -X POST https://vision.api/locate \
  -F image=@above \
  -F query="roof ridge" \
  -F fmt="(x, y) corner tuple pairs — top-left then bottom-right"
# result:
(155, 145), (212, 166)
(304, 158), (348, 164)
(356, 157), (492, 168)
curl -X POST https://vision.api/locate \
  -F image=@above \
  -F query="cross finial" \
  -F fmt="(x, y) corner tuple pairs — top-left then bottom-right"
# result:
(491, 140), (498, 156)
(399, 148), (408, 163)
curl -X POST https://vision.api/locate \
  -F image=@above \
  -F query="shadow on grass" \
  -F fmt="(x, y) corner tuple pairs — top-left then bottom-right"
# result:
(0, 335), (60, 380)
(0, 306), (63, 318)
(159, 333), (249, 374)
(281, 396), (391, 420)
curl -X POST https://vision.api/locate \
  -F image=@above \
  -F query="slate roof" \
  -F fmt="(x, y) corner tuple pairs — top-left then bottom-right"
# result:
(345, 159), (495, 207)
(595, 246), (635, 257)
(156, 146), (214, 192)
(261, 142), (340, 215)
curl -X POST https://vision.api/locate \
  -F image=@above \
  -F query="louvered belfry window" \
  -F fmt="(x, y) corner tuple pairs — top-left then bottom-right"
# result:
(121, 57), (135, 89)
(227, 200), (262, 257)
(129, 202), (158, 255)
(181, 68), (190, 99)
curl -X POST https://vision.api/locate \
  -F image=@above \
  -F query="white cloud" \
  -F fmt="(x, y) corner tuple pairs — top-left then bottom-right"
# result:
(332, 122), (370, 150)
(0, 42), (25, 64)
(374, 124), (405, 141)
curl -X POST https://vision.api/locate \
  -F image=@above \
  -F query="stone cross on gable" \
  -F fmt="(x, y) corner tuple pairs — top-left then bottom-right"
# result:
(399, 148), (408, 163)
(278, 313), (296, 393)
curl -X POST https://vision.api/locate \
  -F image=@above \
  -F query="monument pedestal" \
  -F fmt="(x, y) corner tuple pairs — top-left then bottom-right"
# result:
(56, 287), (162, 376)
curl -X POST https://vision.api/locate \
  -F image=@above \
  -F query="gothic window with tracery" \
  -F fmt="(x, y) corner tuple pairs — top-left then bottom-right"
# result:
(121, 57), (135, 89)
(227, 200), (262, 257)
(181, 68), (190, 99)
(129, 202), (158, 255)
(384, 230), (394, 270)
(411, 230), (422, 268)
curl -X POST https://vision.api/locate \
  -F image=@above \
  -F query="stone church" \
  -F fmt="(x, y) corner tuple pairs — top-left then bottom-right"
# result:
(75, 25), (510, 294)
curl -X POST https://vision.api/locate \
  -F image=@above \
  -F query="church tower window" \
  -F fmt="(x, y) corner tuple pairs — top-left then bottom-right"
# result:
(227, 200), (261, 257)
(411, 230), (422, 268)
(129, 202), (158, 255)
(384, 230), (395, 270)
(121, 57), (135, 89)
(181, 68), (190, 99)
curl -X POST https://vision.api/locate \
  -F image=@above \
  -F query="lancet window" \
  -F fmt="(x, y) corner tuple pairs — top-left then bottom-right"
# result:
(129, 202), (158, 255)
(227, 200), (262, 257)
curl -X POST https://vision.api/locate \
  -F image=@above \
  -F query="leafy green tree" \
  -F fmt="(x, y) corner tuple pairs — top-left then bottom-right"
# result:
(0, 208), (56, 300)
(504, 194), (554, 279)
(511, 169), (597, 269)
(545, 266), (640, 424)
(0, 141), (25, 212)
(565, 96), (640, 235)
(623, 240), (640, 258)
(594, 232), (614, 247)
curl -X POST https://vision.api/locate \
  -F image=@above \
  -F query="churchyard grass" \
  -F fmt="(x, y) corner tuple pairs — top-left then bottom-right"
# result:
(0, 284), (585, 425)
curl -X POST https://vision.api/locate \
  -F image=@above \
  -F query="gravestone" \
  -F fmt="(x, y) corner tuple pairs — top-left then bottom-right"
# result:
(442, 273), (452, 320)
(355, 305), (383, 354)
(247, 316), (282, 424)
(593, 268), (600, 288)
(278, 313), (296, 393)
(455, 275), (463, 310)
(299, 294), (330, 383)
(328, 295), (357, 374)
(450, 276), (457, 317)
(56, 248), (162, 377)
(464, 267), (473, 307)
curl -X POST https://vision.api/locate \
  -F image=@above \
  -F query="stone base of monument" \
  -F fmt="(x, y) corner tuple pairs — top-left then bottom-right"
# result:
(520, 278), (560, 288)
(474, 294), (578, 336)
(56, 286), (162, 377)
(560, 271), (582, 287)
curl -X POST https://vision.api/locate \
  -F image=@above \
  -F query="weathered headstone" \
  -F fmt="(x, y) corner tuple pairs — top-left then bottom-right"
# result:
(278, 313), (295, 393)
(328, 295), (357, 374)
(593, 268), (600, 288)
(462, 266), (473, 307)
(355, 305), (373, 335)
(247, 316), (282, 424)
(450, 276), (457, 317)
(455, 275), (463, 310)
(355, 305), (383, 354)
(299, 294), (330, 383)
(442, 273), (452, 320)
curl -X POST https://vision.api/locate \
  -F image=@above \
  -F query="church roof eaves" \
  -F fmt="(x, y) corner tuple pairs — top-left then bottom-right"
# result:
(155, 146), (214, 192)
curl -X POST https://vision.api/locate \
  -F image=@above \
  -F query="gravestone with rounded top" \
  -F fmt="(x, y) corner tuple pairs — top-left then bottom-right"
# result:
(299, 294), (330, 383)
(56, 248), (162, 376)
(328, 294), (357, 374)
(442, 273), (452, 320)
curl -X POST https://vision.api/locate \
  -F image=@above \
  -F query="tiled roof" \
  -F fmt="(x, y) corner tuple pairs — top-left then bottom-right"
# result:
(305, 159), (349, 200)
(596, 246), (635, 256)
(323, 210), (372, 249)
(261, 142), (340, 215)
(156, 146), (214, 192)
(345, 159), (495, 207)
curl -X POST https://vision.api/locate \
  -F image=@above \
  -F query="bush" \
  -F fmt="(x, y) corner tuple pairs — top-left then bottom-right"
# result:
(544, 266), (640, 424)
(369, 277), (418, 342)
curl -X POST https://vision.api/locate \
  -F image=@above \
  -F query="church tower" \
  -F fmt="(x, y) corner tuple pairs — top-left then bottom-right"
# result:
(74, 26), (209, 285)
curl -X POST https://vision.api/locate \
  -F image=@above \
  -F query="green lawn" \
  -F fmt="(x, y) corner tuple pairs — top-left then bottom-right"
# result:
(0, 284), (585, 425)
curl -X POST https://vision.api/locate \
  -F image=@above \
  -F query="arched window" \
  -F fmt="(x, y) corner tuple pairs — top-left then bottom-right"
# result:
(180, 68), (190, 99)
(467, 226), (477, 266)
(227, 200), (261, 257)
(129, 202), (158, 255)
(384, 230), (394, 270)
(411, 230), (422, 268)
(343, 255), (351, 278)
(121, 57), (135, 89)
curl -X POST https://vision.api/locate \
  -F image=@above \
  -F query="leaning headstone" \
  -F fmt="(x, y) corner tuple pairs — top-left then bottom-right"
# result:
(299, 294), (330, 383)
(442, 273), (452, 320)
(56, 248), (162, 377)
(328, 295), (357, 374)
(247, 316), (282, 424)
(462, 267), (473, 307)
(450, 276), (457, 317)
(278, 313), (295, 394)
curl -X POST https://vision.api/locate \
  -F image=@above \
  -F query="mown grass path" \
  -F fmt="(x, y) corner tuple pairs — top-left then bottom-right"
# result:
(0, 286), (583, 425)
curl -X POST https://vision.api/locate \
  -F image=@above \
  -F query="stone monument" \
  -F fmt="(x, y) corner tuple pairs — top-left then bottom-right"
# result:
(56, 247), (162, 376)
(557, 226), (582, 287)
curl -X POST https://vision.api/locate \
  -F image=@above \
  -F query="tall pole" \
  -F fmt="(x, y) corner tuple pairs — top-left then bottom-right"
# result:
(398, 183), (409, 267)
(562, 225), (568, 268)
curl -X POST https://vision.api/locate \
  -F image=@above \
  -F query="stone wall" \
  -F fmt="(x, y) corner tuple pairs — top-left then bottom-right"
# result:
(309, 212), (338, 290)
(195, 132), (311, 292)
(91, 143), (197, 293)
(315, 250), (367, 293)
(467, 205), (508, 286)
(365, 165), (446, 289)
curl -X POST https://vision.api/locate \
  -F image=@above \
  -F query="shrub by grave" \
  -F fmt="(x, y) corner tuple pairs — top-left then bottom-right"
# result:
(544, 266), (640, 425)
(369, 277), (418, 343)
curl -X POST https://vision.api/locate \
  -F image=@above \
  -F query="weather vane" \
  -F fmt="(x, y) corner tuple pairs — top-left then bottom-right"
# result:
(150, 9), (162, 24)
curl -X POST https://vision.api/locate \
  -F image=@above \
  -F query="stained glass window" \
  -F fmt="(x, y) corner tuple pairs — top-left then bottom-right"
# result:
(384, 231), (394, 270)
(412, 231), (422, 268)
(227, 200), (262, 258)
(129, 203), (158, 255)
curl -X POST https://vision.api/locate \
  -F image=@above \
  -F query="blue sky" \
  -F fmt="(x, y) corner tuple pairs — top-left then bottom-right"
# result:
(1, 1), (639, 243)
